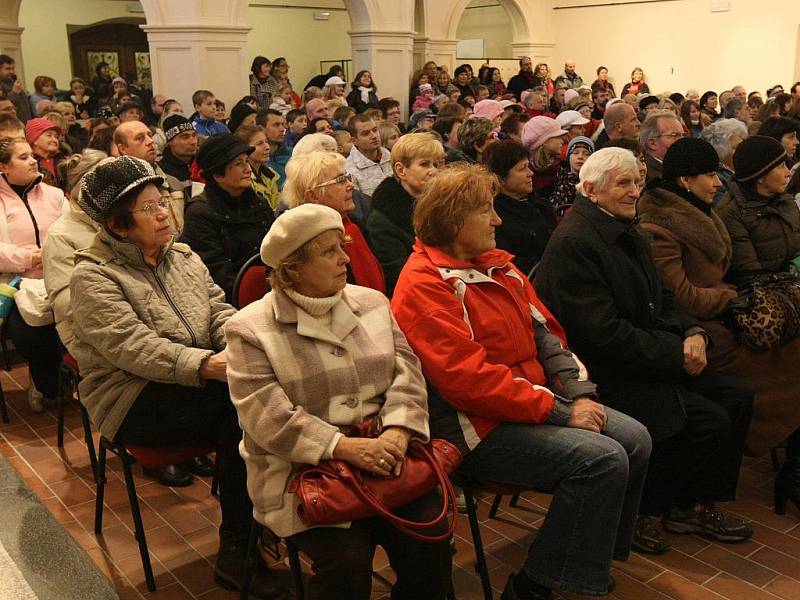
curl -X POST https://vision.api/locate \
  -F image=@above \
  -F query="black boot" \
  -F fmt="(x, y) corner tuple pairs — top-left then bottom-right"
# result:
(775, 431), (800, 515)
(214, 530), (291, 599)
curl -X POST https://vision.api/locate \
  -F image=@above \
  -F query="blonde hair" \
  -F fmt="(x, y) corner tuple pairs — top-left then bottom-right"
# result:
(390, 131), (444, 169)
(326, 97), (346, 111)
(53, 101), (75, 115)
(291, 133), (337, 157)
(282, 151), (346, 208)
(414, 163), (499, 246)
(379, 122), (401, 150)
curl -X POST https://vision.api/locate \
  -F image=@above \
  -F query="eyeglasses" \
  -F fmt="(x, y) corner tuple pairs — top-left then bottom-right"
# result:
(652, 132), (687, 140)
(311, 173), (353, 190)
(130, 197), (171, 217)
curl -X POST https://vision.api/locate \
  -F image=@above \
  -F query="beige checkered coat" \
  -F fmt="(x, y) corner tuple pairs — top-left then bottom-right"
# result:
(224, 284), (430, 537)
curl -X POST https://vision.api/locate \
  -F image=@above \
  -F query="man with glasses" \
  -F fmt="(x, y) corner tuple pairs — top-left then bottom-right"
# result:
(639, 111), (686, 183)
(345, 114), (392, 197)
(507, 56), (536, 102)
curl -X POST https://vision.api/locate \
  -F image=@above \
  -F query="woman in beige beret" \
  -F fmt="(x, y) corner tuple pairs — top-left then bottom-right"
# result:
(224, 203), (452, 600)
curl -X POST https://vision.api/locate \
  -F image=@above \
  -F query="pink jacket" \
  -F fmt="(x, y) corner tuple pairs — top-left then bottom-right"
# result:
(0, 174), (67, 279)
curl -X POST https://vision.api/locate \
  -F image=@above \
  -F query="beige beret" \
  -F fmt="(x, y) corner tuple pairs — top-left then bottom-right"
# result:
(260, 204), (344, 268)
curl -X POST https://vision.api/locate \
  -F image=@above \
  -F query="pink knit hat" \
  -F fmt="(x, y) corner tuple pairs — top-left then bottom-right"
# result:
(521, 116), (568, 150)
(471, 99), (504, 122)
(25, 117), (60, 145)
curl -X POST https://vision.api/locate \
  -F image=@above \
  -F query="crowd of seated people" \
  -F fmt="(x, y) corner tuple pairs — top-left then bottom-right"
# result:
(1, 47), (800, 599)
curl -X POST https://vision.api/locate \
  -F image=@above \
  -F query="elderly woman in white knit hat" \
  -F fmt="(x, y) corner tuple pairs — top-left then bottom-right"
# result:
(224, 203), (452, 600)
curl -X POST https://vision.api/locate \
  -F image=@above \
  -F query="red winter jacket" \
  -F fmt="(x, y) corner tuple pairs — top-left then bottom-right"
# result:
(391, 241), (596, 453)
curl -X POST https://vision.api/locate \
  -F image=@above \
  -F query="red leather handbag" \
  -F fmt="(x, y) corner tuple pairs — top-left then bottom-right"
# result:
(288, 420), (462, 542)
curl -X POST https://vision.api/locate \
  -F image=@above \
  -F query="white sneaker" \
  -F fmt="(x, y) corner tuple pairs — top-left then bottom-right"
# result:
(27, 386), (45, 413)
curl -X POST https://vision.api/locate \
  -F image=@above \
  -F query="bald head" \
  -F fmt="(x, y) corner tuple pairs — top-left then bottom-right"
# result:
(732, 85), (746, 102)
(604, 103), (640, 141)
(114, 120), (156, 163)
(306, 98), (327, 121)
(564, 60), (576, 75)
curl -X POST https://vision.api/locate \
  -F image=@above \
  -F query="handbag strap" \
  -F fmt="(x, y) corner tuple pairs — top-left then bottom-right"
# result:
(346, 441), (457, 543)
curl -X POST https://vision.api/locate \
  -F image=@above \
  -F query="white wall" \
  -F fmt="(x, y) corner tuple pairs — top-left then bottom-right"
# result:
(17, 0), (352, 97)
(18, 0), (135, 89)
(455, 0), (800, 96)
(456, 2), (513, 58)
(247, 1), (351, 92)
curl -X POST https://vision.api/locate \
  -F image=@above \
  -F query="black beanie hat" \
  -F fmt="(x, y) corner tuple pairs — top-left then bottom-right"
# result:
(662, 137), (720, 180)
(227, 103), (258, 134)
(162, 114), (194, 143)
(733, 135), (787, 183)
(196, 133), (254, 176)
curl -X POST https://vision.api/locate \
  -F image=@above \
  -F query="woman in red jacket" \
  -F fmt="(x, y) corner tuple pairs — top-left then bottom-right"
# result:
(391, 163), (651, 600)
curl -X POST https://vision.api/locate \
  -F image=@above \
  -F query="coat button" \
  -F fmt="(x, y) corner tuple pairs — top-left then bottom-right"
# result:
(331, 347), (345, 357)
(346, 395), (358, 408)
(648, 302), (655, 310)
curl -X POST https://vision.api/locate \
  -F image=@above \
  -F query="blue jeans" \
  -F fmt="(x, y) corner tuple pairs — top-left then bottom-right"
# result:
(456, 407), (651, 596)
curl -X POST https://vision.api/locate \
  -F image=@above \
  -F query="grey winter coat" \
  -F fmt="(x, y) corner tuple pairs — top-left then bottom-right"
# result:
(70, 229), (235, 439)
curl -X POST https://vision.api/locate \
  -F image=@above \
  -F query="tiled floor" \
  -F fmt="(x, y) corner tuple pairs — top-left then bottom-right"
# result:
(2, 361), (800, 600)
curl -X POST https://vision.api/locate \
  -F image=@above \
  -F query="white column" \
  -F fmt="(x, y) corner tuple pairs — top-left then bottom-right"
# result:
(413, 38), (458, 73)
(139, 24), (250, 113)
(0, 0), (24, 84)
(139, 0), (251, 114)
(350, 30), (415, 117)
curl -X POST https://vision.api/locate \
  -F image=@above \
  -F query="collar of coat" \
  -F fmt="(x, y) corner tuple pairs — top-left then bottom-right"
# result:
(638, 186), (731, 264)
(75, 228), (190, 269)
(413, 240), (513, 272)
(271, 284), (361, 345)
(727, 179), (795, 215)
(571, 195), (640, 244)
(371, 176), (414, 233)
(200, 182), (262, 219)
(348, 145), (390, 170)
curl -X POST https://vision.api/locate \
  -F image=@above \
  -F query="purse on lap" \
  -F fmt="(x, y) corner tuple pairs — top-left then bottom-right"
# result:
(288, 418), (462, 542)
(725, 272), (800, 349)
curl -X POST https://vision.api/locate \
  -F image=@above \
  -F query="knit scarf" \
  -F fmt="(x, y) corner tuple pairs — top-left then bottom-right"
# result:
(342, 215), (386, 294)
(358, 86), (372, 104)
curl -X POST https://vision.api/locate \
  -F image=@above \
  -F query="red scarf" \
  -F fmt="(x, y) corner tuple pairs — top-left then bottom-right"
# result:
(343, 216), (386, 295)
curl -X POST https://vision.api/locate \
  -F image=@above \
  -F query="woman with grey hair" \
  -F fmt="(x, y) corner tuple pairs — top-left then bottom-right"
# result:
(701, 118), (748, 204)
(225, 203), (451, 599)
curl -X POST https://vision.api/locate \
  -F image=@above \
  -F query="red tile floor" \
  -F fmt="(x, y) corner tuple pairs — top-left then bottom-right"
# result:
(2, 361), (800, 600)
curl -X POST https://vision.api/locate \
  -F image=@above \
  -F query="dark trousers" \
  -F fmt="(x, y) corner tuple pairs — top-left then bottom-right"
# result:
(5, 305), (61, 399)
(640, 370), (753, 515)
(288, 490), (453, 600)
(115, 381), (251, 535)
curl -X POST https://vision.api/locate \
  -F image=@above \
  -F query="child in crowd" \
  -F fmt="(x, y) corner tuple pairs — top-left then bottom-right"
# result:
(269, 83), (294, 115)
(412, 83), (435, 112)
(332, 129), (352, 157)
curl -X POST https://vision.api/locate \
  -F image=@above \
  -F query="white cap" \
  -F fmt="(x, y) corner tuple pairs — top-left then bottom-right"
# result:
(325, 76), (347, 87)
(556, 110), (590, 129)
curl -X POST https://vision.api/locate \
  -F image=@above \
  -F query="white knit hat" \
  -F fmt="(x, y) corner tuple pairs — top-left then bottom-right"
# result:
(260, 204), (344, 268)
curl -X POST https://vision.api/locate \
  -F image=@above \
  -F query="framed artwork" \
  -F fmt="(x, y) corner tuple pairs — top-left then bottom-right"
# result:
(87, 51), (119, 77)
(135, 52), (151, 87)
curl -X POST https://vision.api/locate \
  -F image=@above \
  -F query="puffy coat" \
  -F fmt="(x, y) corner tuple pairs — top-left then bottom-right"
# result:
(345, 88), (379, 114)
(42, 206), (100, 352)
(0, 173), (68, 281)
(391, 241), (596, 455)
(180, 182), (275, 303)
(70, 230), (234, 440)
(494, 192), (556, 276)
(716, 180), (800, 286)
(225, 284), (429, 537)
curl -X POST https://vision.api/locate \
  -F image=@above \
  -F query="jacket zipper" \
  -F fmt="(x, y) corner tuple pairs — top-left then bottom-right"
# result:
(150, 264), (198, 348)
(18, 184), (42, 247)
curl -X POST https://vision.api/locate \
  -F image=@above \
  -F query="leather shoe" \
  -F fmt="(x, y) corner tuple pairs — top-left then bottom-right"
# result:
(142, 464), (194, 487)
(182, 455), (215, 477)
(500, 574), (552, 600)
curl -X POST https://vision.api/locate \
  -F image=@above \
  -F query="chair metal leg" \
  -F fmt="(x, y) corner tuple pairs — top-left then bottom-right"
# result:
(0, 384), (8, 423)
(0, 335), (11, 371)
(464, 487), (493, 600)
(56, 365), (68, 447)
(117, 441), (156, 592)
(210, 457), (219, 497)
(489, 493), (503, 519)
(240, 519), (260, 600)
(509, 492), (521, 508)
(772, 447), (782, 471)
(286, 539), (305, 600)
(94, 438), (108, 534)
(80, 405), (98, 483)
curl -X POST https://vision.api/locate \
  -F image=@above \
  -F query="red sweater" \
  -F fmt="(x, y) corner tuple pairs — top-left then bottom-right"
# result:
(343, 216), (386, 295)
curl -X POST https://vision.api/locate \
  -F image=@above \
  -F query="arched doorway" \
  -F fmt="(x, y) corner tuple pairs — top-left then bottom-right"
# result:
(68, 19), (149, 87)
(456, 0), (514, 59)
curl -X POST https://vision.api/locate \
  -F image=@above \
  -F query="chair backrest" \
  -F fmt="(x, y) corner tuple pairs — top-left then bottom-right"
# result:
(232, 254), (271, 309)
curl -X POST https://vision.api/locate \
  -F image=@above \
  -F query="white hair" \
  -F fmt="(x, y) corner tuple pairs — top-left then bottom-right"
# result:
(291, 132), (337, 157)
(700, 118), (748, 162)
(577, 147), (640, 195)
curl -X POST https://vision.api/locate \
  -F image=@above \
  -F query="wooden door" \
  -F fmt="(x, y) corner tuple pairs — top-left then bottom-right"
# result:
(69, 22), (149, 86)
